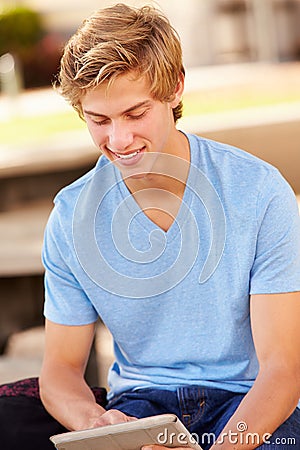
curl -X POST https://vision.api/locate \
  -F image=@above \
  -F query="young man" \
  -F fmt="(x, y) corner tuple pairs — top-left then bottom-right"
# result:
(1, 3), (299, 450)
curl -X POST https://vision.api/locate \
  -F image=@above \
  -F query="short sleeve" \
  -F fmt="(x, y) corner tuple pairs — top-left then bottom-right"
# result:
(42, 204), (98, 325)
(250, 170), (300, 294)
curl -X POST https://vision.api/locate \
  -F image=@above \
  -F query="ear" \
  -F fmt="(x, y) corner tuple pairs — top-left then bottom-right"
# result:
(169, 72), (185, 108)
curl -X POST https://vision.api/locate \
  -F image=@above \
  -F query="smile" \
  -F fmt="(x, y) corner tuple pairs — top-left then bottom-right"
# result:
(115, 149), (141, 159)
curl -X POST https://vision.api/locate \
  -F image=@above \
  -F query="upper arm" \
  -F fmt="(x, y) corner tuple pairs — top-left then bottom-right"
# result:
(42, 318), (97, 374)
(250, 292), (300, 375)
(249, 173), (300, 295)
(42, 204), (99, 326)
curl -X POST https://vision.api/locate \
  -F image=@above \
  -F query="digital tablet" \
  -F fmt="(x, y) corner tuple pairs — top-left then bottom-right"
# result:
(50, 413), (203, 449)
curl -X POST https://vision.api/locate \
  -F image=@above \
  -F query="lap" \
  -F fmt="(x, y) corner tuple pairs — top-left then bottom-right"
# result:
(108, 386), (300, 450)
(1, 379), (298, 450)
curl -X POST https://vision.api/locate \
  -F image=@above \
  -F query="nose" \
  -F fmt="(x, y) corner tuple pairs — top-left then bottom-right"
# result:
(108, 121), (134, 152)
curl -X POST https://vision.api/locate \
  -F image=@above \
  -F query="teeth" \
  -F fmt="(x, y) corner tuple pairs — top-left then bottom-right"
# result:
(116, 150), (140, 159)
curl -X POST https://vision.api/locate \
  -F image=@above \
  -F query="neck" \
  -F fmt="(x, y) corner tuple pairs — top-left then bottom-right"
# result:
(124, 130), (190, 198)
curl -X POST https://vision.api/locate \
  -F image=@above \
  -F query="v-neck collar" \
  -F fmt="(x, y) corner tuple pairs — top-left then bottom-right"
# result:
(113, 132), (194, 240)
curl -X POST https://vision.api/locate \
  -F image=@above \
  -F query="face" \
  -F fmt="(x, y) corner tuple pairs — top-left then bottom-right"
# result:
(81, 72), (184, 180)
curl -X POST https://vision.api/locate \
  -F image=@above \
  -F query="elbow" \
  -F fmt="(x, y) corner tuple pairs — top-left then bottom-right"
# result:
(39, 362), (54, 409)
(39, 369), (48, 407)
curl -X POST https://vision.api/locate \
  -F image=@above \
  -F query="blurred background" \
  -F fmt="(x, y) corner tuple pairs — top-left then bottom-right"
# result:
(0, 0), (300, 387)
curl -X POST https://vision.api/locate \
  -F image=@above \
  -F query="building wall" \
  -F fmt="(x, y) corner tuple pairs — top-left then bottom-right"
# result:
(3, 0), (300, 66)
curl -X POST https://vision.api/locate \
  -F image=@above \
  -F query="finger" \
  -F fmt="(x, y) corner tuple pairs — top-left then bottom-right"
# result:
(94, 409), (137, 427)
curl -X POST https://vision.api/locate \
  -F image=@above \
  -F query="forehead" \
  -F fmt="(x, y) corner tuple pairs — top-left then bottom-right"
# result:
(81, 72), (154, 114)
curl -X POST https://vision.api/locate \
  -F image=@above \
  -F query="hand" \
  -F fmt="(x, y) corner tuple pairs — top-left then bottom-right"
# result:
(90, 408), (137, 428)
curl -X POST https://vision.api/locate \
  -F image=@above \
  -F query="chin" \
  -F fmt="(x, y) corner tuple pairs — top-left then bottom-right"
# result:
(122, 170), (149, 180)
(117, 162), (153, 181)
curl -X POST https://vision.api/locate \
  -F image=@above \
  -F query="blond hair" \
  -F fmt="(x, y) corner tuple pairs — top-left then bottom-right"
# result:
(58, 3), (185, 122)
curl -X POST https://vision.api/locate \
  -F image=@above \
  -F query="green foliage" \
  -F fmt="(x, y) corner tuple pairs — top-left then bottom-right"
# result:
(0, 6), (63, 88)
(0, 6), (43, 58)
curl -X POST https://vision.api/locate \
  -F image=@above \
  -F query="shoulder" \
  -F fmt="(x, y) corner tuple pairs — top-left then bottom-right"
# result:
(46, 154), (116, 237)
(54, 154), (115, 211)
(186, 133), (299, 226)
(188, 133), (294, 199)
(188, 133), (276, 175)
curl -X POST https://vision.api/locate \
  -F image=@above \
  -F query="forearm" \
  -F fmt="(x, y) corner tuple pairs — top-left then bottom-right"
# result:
(211, 365), (299, 450)
(39, 362), (105, 431)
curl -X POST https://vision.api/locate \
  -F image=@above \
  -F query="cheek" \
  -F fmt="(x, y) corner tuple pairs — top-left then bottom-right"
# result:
(87, 123), (105, 145)
(139, 114), (165, 139)
(148, 115), (170, 143)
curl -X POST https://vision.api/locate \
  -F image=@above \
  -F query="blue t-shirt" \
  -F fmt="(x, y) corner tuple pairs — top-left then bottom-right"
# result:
(43, 133), (300, 400)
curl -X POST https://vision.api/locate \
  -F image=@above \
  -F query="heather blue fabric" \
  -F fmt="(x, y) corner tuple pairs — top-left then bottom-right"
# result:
(43, 133), (300, 401)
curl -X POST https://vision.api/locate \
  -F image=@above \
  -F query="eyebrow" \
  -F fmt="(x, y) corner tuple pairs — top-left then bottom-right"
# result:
(83, 100), (152, 118)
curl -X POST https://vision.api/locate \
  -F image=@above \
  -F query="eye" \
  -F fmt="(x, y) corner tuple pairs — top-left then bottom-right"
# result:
(91, 118), (110, 126)
(127, 111), (147, 120)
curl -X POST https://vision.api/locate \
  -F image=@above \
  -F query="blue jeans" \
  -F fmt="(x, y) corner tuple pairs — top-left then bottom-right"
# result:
(107, 386), (300, 449)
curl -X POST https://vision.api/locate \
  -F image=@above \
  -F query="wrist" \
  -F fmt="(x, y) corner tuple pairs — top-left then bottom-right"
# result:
(72, 404), (106, 431)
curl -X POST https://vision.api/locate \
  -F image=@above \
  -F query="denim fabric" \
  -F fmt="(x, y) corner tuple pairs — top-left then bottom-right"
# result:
(107, 386), (300, 449)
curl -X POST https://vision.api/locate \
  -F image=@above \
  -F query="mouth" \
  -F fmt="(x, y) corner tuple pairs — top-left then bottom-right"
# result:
(106, 146), (145, 165)
(114, 149), (142, 159)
